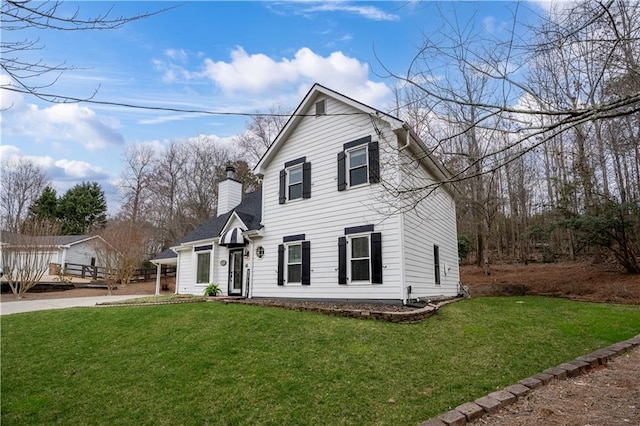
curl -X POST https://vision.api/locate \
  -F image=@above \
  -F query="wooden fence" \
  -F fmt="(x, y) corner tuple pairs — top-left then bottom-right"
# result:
(64, 263), (176, 282)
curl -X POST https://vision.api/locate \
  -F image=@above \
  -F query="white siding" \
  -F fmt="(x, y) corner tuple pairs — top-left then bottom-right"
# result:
(173, 88), (460, 302)
(399, 149), (460, 298)
(251, 96), (403, 300)
(176, 248), (194, 294)
(217, 179), (243, 216)
(64, 241), (98, 266)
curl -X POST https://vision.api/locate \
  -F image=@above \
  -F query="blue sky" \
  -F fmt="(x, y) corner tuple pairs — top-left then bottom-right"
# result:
(1, 1), (548, 212)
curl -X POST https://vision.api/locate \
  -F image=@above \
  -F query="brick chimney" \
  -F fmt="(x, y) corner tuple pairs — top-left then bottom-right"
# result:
(217, 165), (243, 216)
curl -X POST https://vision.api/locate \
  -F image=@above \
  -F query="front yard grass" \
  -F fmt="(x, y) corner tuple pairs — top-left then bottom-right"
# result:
(2, 296), (639, 425)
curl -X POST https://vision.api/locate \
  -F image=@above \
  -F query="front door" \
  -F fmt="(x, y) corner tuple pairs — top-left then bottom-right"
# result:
(228, 249), (243, 296)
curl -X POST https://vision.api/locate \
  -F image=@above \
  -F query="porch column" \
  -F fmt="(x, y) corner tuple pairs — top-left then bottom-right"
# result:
(155, 263), (161, 296)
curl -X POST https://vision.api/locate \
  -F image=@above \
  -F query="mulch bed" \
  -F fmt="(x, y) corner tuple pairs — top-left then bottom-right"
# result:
(211, 297), (462, 323)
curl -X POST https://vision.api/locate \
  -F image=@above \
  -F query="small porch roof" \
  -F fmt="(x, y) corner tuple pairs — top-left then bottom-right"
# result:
(218, 227), (246, 246)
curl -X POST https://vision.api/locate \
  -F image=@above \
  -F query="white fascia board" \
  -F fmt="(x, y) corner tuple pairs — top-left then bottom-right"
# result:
(220, 212), (249, 234)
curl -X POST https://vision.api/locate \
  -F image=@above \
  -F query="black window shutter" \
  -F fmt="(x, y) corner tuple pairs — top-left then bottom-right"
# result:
(368, 141), (380, 183)
(302, 162), (312, 199)
(371, 232), (383, 284)
(337, 151), (347, 191)
(302, 241), (311, 285)
(338, 237), (347, 284)
(279, 169), (286, 204)
(277, 244), (285, 285)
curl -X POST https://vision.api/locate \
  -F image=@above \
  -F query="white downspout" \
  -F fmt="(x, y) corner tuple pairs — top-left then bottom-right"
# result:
(399, 212), (408, 305)
(399, 127), (411, 151)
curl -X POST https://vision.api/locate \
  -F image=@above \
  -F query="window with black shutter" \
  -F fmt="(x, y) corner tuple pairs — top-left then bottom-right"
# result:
(287, 243), (302, 283)
(338, 227), (382, 284)
(337, 136), (379, 190)
(279, 157), (311, 202)
(279, 236), (311, 285)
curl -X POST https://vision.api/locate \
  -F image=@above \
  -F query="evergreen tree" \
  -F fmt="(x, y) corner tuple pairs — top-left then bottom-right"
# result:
(58, 182), (107, 235)
(28, 186), (59, 221)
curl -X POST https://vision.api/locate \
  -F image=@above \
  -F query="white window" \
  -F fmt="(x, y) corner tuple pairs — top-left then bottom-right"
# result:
(196, 251), (211, 284)
(348, 146), (368, 187)
(349, 235), (370, 281)
(287, 243), (302, 283)
(315, 99), (326, 116)
(288, 165), (303, 200)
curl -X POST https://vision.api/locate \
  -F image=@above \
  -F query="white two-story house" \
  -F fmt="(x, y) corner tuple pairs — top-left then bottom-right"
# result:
(152, 84), (460, 303)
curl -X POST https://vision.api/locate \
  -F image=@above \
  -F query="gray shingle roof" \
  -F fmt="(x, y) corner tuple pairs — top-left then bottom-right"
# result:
(0, 231), (92, 247)
(154, 189), (262, 261)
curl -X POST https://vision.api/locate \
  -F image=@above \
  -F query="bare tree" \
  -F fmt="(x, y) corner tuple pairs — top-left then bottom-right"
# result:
(387, 1), (639, 189)
(0, 158), (50, 232)
(119, 144), (156, 223)
(148, 140), (189, 248)
(93, 220), (151, 295)
(1, 0), (167, 103)
(234, 105), (289, 164)
(0, 218), (61, 299)
(386, 1), (639, 270)
(182, 136), (234, 225)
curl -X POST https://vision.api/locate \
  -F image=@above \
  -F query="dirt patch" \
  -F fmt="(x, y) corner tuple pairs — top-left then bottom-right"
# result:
(461, 261), (640, 304)
(475, 347), (640, 425)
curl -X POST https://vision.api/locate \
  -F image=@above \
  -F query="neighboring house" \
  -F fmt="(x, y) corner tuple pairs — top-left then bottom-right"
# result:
(0, 231), (104, 275)
(152, 84), (460, 303)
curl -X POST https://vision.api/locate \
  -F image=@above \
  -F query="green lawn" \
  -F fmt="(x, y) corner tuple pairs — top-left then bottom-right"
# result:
(2, 297), (639, 425)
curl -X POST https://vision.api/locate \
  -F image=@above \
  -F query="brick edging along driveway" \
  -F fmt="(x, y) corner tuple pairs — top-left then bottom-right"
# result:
(420, 334), (640, 426)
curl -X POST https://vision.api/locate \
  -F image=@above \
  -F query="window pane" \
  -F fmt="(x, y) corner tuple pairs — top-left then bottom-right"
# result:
(351, 236), (369, 258)
(288, 264), (302, 282)
(196, 252), (210, 283)
(289, 167), (302, 184)
(288, 244), (302, 263)
(349, 166), (368, 186)
(349, 147), (367, 167)
(351, 259), (370, 281)
(289, 182), (303, 200)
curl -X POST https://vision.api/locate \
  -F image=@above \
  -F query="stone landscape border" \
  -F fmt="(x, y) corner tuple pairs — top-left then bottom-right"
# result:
(213, 296), (464, 323)
(419, 334), (640, 426)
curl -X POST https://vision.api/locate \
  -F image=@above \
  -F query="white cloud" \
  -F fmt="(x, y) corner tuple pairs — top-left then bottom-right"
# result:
(2, 100), (124, 151)
(165, 48), (188, 61)
(0, 75), (24, 111)
(298, 2), (399, 21)
(0, 144), (110, 193)
(52, 159), (110, 181)
(528, 0), (581, 17)
(184, 46), (390, 107)
(483, 16), (497, 34)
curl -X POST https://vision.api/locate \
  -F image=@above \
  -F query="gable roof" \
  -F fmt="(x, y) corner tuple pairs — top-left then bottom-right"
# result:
(0, 232), (99, 248)
(254, 83), (405, 175)
(172, 189), (262, 248)
(253, 83), (455, 195)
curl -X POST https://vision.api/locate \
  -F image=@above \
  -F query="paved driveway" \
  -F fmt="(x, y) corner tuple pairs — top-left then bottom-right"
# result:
(0, 295), (148, 315)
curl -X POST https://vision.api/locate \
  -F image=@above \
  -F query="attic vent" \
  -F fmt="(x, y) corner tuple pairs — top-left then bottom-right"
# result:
(315, 100), (326, 116)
